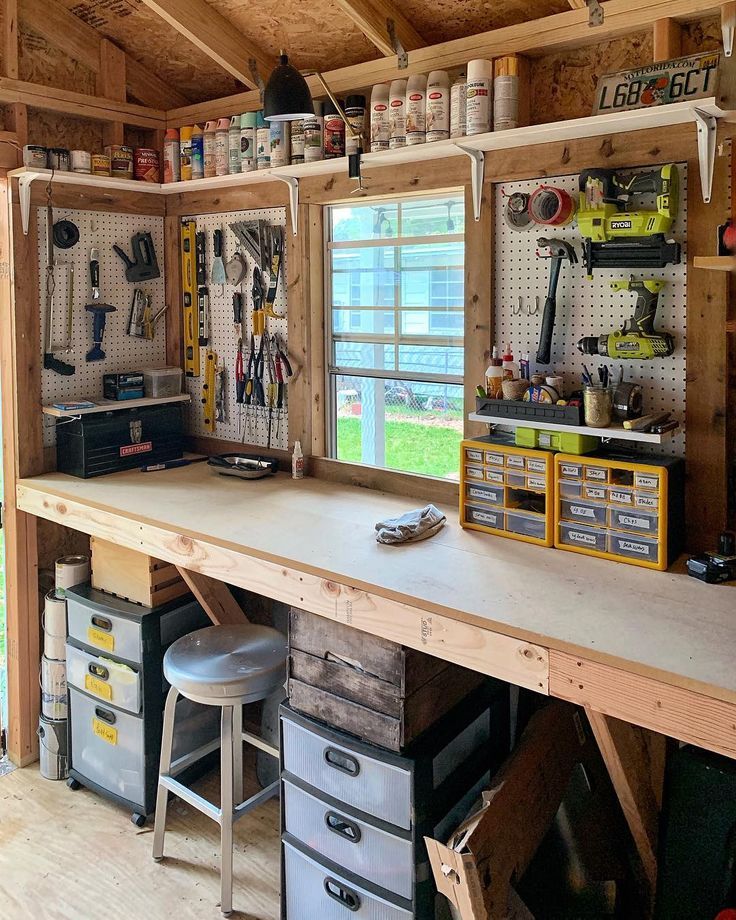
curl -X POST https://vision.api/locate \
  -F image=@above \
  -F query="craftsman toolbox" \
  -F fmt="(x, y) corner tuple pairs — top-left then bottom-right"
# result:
(56, 403), (184, 478)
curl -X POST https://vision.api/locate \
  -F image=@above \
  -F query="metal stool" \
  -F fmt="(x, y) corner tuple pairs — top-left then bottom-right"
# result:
(152, 623), (287, 916)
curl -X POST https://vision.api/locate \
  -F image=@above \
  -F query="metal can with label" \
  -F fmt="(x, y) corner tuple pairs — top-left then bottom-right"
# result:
(105, 144), (134, 179)
(23, 145), (47, 168)
(47, 147), (71, 171)
(91, 154), (111, 177)
(133, 147), (160, 182)
(70, 150), (91, 173)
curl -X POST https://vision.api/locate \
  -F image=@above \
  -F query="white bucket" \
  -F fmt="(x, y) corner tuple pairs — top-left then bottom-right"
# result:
(38, 715), (68, 780)
(43, 590), (67, 661)
(40, 655), (67, 720)
(55, 554), (89, 597)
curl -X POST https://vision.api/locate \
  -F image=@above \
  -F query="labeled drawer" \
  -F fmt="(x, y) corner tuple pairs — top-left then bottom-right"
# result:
(584, 465), (608, 483)
(558, 480), (582, 499)
(464, 447), (483, 464)
(582, 483), (607, 503)
(609, 507), (659, 536)
(505, 511), (546, 541)
(608, 531), (659, 564)
(505, 471), (526, 488)
(283, 839), (412, 919)
(558, 521), (607, 553)
(559, 461), (582, 479)
(66, 643), (141, 714)
(67, 597), (147, 663)
(526, 475), (547, 492)
(635, 471), (660, 491)
(526, 457), (547, 474)
(634, 492), (659, 511)
(484, 450), (505, 467)
(282, 716), (413, 830)
(464, 482), (504, 506)
(465, 505), (504, 530)
(464, 465), (484, 481)
(608, 487), (634, 507)
(505, 453), (525, 470)
(559, 499), (608, 527)
(283, 780), (414, 900)
(484, 468), (504, 484)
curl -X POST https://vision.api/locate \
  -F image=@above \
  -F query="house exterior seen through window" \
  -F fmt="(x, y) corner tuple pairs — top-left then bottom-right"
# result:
(326, 195), (465, 479)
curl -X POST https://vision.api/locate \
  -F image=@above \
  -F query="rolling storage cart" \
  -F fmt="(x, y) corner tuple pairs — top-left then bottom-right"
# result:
(65, 584), (218, 825)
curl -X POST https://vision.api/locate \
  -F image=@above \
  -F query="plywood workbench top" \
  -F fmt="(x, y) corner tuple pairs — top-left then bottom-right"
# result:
(17, 466), (736, 704)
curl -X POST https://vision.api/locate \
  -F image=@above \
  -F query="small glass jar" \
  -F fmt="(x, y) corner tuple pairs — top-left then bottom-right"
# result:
(583, 385), (614, 428)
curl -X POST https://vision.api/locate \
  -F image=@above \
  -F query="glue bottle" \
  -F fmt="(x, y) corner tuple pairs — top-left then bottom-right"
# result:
(485, 347), (504, 399)
(292, 441), (305, 480)
(502, 344), (517, 380)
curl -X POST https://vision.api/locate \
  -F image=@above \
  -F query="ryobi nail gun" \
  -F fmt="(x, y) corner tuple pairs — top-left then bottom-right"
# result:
(577, 278), (675, 359)
(578, 165), (681, 276)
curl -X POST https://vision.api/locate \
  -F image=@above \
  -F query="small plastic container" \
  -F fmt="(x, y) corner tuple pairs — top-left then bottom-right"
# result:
(558, 521), (607, 553)
(465, 482), (504, 505)
(465, 505), (504, 530)
(484, 450), (505, 466)
(465, 465), (485, 481)
(484, 468), (505, 484)
(559, 460), (582, 479)
(608, 486), (635, 507)
(582, 483), (607, 502)
(560, 498), (608, 527)
(608, 531), (659, 564)
(505, 510), (546, 540)
(464, 447), (483, 464)
(609, 507), (659, 536)
(526, 457), (547, 474)
(143, 367), (182, 399)
(558, 480), (583, 499)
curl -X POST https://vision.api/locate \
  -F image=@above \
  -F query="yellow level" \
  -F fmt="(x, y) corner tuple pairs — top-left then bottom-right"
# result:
(180, 220), (199, 378)
(202, 348), (217, 433)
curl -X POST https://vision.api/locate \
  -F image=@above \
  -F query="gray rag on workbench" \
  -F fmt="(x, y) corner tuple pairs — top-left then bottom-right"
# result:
(374, 504), (446, 545)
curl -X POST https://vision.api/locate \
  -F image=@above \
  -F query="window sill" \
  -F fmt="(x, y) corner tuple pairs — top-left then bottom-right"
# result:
(308, 456), (459, 506)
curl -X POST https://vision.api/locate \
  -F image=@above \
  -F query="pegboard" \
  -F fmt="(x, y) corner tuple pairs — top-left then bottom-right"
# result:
(494, 164), (687, 458)
(181, 207), (289, 452)
(37, 207), (167, 448)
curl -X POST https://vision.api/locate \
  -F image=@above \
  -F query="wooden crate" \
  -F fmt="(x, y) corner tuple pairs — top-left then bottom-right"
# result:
(90, 536), (190, 608)
(288, 607), (486, 752)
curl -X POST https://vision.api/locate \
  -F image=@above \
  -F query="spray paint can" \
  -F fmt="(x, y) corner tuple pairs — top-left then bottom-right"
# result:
(215, 117), (230, 176)
(323, 99), (346, 158)
(303, 101), (324, 163)
(38, 716), (68, 781)
(406, 74), (427, 145)
(43, 590), (67, 661)
(240, 112), (256, 172)
(270, 120), (289, 167)
(256, 111), (270, 169)
(41, 655), (67, 720)
(228, 115), (241, 173)
(389, 79), (407, 149)
(179, 126), (193, 181)
(191, 124), (204, 179)
(450, 74), (467, 138)
(55, 555), (89, 597)
(466, 59), (493, 135)
(203, 120), (217, 177)
(370, 83), (390, 152)
(494, 55), (521, 131)
(426, 71), (450, 143)
(344, 95), (366, 155)
(290, 119), (305, 164)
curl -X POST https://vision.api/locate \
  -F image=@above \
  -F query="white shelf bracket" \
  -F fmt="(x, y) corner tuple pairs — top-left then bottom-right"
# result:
(456, 146), (485, 221)
(275, 175), (300, 235)
(723, 2), (735, 56)
(17, 172), (36, 235)
(693, 108), (718, 203)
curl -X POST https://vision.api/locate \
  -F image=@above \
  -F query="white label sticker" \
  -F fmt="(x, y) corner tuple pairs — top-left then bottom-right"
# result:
(586, 468), (607, 481)
(619, 514), (650, 529)
(636, 494), (658, 509)
(610, 490), (633, 505)
(506, 455), (524, 468)
(569, 530), (597, 546)
(527, 459), (546, 472)
(485, 452), (504, 466)
(466, 467), (484, 480)
(584, 487), (606, 501)
(618, 539), (650, 556)
(561, 464), (580, 477)
(636, 474), (659, 489)
(570, 504), (596, 519)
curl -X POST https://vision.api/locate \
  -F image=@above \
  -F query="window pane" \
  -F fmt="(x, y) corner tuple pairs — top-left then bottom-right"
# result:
(332, 270), (395, 308)
(397, 344), (464, 377)
(334, 374), (463, 479)
(400, 309), (463, 337)
(331, 204), (398, 241)
(333, 309), (394, 335)
(334, 342), (395, 371)
(399, 242), (463, 269)
(332, 247), (395, 270)
(401, 266), (464, 308)
(399, 196), (464, 236)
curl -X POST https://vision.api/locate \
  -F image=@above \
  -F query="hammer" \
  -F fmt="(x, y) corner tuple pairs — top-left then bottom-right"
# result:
(535, 237), (578, 365)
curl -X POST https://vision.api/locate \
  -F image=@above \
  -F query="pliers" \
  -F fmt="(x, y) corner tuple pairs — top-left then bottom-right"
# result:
(252, 266), (265, 336)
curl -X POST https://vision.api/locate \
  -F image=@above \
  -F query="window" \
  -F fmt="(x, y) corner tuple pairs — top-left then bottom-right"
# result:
(326, 195), (465, 480)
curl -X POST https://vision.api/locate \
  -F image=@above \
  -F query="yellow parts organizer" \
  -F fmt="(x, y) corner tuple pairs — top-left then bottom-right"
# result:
(460, 439), (555, 547)
(180, 220), (199, 378)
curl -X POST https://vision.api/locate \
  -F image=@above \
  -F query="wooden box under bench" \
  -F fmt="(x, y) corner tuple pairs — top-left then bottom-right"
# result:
(90, 536), (190, 608)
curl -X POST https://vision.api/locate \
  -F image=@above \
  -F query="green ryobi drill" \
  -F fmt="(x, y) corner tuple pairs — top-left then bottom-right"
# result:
(577, 278), (675, 359)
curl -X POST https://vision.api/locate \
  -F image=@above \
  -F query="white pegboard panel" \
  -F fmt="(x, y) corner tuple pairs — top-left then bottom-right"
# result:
(494, 163), (687, 458)
(181, 207), (288, 451)
(37, 207), (167, 447)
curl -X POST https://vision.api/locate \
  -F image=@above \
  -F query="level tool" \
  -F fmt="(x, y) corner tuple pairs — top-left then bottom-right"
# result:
(181, 220), (199, 377)
(202, 349), (217, 433)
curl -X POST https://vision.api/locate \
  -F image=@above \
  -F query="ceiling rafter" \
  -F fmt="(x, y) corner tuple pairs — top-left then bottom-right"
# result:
(332, 0), (425, 55)
(19, 0), (191, 109)
(139, 0), (275, 89)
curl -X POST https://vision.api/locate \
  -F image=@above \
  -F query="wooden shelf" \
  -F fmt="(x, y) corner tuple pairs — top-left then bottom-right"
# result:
(693, 256), (736, 272)
(468, 412), (676, 444)
(42, 393), (191, 418)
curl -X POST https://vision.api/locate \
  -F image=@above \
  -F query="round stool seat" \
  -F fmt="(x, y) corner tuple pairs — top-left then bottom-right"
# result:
(164, 624), (286, 704)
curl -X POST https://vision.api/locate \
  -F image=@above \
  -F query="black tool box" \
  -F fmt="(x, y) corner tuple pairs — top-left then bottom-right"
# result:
(56, 403), (184, 478)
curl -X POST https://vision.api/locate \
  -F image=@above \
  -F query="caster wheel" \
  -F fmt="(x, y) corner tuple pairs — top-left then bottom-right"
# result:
(67, 777), (82, 791)
(131, 813), (146, 828)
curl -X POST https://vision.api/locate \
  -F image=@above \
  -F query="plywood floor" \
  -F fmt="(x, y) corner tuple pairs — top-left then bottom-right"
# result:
(0, 759), (281, 919)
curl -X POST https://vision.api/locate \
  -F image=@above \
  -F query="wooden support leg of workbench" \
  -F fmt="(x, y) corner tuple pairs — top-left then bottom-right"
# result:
(586, 708), (664, 900)
(176, 568), (249, 626)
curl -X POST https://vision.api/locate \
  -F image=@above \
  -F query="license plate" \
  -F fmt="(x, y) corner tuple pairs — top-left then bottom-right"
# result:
(85, 674), (112, 701)
(93, 718), (117, 746)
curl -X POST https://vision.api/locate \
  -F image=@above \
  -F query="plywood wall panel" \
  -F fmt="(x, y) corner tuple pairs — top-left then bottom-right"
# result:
(19, 23), (96, 94)
(26, 110), (104, 152)
(681, 15), (722, 53)
(394, 0), (568, 44)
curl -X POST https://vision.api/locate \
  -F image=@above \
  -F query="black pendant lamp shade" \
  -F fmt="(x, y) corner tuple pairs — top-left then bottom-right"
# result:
(264, 53), (315, 121)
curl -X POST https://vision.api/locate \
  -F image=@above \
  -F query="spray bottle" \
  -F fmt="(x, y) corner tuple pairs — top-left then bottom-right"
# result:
(450, 74), (467, 138)
(179, 125), (193, 181)
(228, 115), (241, 173)
(370, 83), (390, 151)
(292, 441), (305, 480)
(426, 71), (450, 143)
(406, 73), (427, 145)
(256, 111), (270, 169)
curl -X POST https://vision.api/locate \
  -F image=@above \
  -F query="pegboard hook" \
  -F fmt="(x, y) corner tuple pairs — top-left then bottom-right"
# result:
(693, 108), (718, 203)
(455, 146), (485, 221)
(274, 175), (299, 235)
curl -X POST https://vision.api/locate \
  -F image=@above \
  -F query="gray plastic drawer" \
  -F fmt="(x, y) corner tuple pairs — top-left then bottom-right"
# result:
(464, 465), (484, 482)
(465, 482), (504, 506)
(609, 507), (658, 535)
(558, 480), (582, 499)
(559, 461), (582, 479)
(634, 492), (659, 511)
(560, 499), (608, 527)
(558, 522), (607, 553)
(608, 531), (659, 564)
(66, 643), (141, 714)
(283, 780), (414, 899)
(67, 597), (148, 663)
(465, 505), (504, 530)
(505, 511), (545, 540)
(282, 717), (412, 830)
(526, 457), (547, 474)
(464, 447), (483, 464)
(582, 483), (607, 503)
(283, 840), (412, 919)
(635, 471), (660, 491)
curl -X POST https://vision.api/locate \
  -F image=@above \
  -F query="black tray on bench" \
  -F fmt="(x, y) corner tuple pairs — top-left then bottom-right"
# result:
(475, 397), (584, 426)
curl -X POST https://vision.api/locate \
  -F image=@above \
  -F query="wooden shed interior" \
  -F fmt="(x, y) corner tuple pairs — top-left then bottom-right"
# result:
(1, 1), (736, 918)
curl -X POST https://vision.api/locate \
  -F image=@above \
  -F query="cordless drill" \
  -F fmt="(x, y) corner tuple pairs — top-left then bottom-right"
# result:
(577, 278), (675, 359)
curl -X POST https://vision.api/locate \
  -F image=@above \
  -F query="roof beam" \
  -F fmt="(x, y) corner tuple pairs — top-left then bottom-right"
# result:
(139, 0), (274, 88)
(167, 0), (723, 127)
(332, 0), (424, 55)
(19, 0), (190, 109)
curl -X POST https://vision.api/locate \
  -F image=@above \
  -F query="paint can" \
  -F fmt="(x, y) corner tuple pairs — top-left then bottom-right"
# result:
(494, 56), (521, 131)
(22, 144), (47, 168)
(290, 119), (305, 164)
(406, 75), (427, 146)
(70, 150), (91, 174)
(426, 71), (450, 143)
(43, 590), (67, 661)
(105, 144), (134, 179)
(256, 111), (270, 169)
(466, 59), (493, 135)
(450, 74), (467, 138)
(91, 154), (111, 176)
(133, 148), (159, 182)
(344, 95), (366, 155)
(55, 554), (90, 597)
(229, 115), (242, 174)
(38, 715), (68, 781)
(303, 101), (324, 163)
(240, 112), (257, 172)
(41, 655), (67, 720)
(323, 100), (345, 159)
(178, 127), (193, 181)
(204, 120), (217, 177)
(47, 147), (71, 171)
(215, 118), (230, 176)
(270, 121), (290, 168)
(163, 128), (180, 183)
(191, 125), (204, 179)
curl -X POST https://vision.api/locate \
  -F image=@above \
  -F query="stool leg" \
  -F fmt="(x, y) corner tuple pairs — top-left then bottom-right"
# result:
(152, 686), (179, 861)
(220, 705), (234, 916)
(232, 703), (244, 806)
